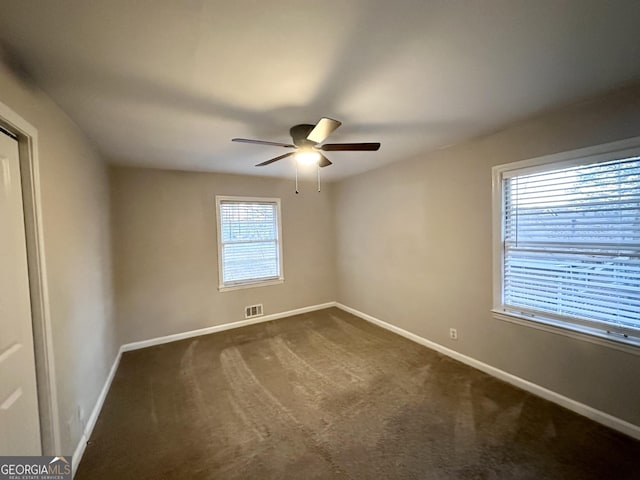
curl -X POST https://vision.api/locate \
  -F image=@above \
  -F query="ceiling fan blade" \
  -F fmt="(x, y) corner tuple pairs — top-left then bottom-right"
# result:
(233, 138), (296, 148)
(320, 142), (381, 151)
(318, 154), (332, 168)
(306, 117), (342, 144)
(255, 152), (295, 167)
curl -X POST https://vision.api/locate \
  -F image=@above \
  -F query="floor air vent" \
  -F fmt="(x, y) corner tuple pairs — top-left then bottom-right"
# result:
(245, 304), (263, 319)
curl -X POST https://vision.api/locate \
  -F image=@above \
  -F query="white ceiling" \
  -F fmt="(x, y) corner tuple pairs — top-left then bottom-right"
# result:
(1, 0), (640, 180)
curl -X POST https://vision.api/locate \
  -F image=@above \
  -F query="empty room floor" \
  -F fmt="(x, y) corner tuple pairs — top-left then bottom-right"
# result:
(75, 308), (640, 479)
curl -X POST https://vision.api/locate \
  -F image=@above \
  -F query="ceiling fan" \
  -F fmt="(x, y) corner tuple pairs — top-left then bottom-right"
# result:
(231, 117), (381, 168)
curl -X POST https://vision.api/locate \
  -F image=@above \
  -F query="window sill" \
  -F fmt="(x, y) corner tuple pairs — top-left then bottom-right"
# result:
(491, 309), (640, 356)
(218, 278), (284, 293)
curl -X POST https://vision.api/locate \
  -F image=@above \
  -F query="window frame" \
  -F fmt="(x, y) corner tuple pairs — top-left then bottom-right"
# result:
(215, 195), (284, 292)
(492, 137), (640, 354)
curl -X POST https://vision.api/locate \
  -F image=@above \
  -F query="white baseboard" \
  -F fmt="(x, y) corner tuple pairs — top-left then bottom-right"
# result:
(120, 302), (337, 352)
(72, 347), (122, 477)
(71, 301), (337, 475)
(336, 303), (640, 441)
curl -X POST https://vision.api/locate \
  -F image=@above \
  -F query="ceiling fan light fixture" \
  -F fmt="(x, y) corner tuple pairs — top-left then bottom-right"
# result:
(295, 149), (321, 165)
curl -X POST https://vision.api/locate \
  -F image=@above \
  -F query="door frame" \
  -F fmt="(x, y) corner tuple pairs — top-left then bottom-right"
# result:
(0, 100), (61, 454)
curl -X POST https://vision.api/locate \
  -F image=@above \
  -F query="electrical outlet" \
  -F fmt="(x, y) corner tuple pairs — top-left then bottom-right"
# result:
(449, 328), (458, 340)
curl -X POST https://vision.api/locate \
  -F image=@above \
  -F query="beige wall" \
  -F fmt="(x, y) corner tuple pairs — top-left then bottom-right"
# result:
(0, 65), (115, 453)
(334, 85), (640, 426)
(110, 166), (337, 345)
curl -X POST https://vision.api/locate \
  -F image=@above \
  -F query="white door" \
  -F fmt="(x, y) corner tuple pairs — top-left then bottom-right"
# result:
(0, 130), (41, 455)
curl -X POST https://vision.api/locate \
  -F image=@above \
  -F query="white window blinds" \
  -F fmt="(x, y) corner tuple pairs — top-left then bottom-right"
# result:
(217, 198), (282, 288)
(502, 156), (640, 339)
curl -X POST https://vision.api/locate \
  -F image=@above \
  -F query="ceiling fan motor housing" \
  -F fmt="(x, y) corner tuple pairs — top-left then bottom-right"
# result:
(290, 124), (316, 147)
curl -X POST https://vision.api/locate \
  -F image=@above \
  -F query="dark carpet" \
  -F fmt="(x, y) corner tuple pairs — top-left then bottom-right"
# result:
(75, 307), (640, 479)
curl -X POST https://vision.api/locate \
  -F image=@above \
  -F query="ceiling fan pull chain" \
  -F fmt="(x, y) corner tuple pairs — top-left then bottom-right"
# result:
(317, 163), (321, 192)
(295, 162), (299, 194)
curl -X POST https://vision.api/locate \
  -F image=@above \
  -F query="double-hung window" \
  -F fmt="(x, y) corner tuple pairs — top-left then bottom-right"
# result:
(492, 139), (640, 348)
(216, 196), (283, 291)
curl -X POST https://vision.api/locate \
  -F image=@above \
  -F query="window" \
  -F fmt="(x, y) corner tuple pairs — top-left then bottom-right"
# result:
(492, 139), (640, 349)
(216, 196), (283, 291)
